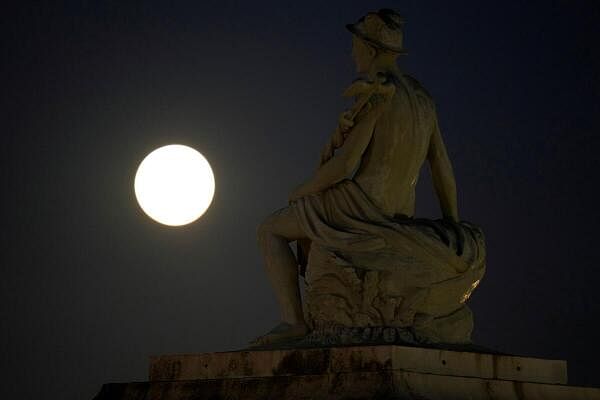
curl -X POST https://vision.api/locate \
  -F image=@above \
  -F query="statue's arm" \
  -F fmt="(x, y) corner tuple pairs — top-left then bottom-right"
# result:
(318, 111), (355, 166)
(427, 118), (459, 222)
(289, 109), (379, 200)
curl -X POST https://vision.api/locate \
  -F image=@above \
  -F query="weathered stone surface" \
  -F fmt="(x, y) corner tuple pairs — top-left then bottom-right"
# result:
(96, 370), (600, 400)
(149, 345), (567, 385)
(92, 346), (600, 399)
(302, 226), (485, 346)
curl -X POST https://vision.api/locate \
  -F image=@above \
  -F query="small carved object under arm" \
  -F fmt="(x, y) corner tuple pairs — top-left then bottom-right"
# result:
(319, 72), (393, 166)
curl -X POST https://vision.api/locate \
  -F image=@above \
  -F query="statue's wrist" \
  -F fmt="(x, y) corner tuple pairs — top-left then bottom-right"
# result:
(443, 213), (459, 223)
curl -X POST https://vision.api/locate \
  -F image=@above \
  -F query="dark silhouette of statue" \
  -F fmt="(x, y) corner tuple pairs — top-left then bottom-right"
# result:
(253, 9), (485, 347)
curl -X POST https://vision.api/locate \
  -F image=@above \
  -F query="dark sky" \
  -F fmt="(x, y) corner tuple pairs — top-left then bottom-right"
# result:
(2, 1), (600, 398)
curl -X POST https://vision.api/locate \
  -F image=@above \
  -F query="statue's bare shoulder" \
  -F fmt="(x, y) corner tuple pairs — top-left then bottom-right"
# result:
(401, 74), (434, 103)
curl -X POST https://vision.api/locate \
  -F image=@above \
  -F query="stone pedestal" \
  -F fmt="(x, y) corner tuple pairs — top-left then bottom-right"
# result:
(94, 345), (600, 399)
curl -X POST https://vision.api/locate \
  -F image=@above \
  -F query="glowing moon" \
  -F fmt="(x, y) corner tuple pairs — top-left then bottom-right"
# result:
(134, 144), (215, 226)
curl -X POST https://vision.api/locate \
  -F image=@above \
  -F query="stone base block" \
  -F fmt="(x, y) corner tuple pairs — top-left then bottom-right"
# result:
(94, 345), (600, 400)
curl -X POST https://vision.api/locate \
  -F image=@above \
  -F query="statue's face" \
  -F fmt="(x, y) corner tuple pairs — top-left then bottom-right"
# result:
(352, 36), (375, 73)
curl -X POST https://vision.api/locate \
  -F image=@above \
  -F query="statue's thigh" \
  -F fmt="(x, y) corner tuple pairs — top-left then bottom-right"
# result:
(261, 206), (305, 241)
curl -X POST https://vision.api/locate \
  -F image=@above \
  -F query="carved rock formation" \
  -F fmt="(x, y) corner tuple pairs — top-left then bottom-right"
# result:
(302, 219), (486, 345)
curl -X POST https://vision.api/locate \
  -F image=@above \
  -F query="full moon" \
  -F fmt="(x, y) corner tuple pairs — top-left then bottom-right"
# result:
(134, 144), (215, 226)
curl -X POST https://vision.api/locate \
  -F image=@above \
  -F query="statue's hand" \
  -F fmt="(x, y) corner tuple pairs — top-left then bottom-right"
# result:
(443, 214), (460, 224)
(337, 110), (354, 135)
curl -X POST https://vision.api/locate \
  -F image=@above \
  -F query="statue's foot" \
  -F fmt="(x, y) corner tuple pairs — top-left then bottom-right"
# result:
(249, 322), (309, 348)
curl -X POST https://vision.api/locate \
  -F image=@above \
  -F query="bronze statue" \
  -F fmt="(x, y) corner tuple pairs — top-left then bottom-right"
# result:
(253, 9), (485, 347)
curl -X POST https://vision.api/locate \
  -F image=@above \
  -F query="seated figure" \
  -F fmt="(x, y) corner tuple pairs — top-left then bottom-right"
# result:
(254, 9), (486, 347)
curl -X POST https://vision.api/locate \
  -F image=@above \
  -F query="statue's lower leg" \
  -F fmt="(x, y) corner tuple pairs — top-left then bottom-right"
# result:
(251, 215), (308, 346)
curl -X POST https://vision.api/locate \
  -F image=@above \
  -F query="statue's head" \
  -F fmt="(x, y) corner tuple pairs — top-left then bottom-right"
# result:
(347, 9), (407, 73)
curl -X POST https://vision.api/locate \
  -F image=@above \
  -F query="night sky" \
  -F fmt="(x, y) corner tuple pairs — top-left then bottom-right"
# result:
(3, 1), (600, 398)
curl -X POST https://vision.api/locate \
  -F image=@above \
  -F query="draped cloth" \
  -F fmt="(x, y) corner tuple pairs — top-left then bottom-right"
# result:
(291, 179), (486, 344)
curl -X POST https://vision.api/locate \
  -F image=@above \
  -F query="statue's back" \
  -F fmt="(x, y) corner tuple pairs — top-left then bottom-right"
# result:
(354, 73), (437, 218)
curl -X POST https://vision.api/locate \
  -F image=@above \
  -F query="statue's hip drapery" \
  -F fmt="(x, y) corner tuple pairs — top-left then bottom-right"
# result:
(291, 179), (486, 344)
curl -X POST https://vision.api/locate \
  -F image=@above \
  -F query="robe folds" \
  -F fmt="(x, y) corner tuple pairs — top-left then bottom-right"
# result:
(292, 179), (486, 344)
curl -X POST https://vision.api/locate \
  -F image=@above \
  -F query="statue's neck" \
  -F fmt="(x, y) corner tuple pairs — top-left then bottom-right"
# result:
(366, 62), (402, 81)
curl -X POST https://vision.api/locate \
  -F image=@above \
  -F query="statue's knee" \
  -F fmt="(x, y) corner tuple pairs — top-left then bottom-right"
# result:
(257, 208), (295, 244)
